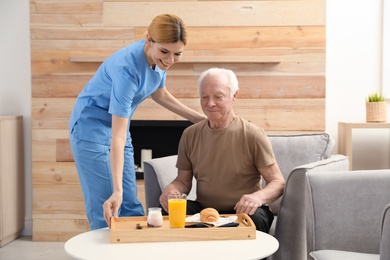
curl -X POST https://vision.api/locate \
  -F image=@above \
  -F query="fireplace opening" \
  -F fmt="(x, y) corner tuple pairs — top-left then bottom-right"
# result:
(130, 120), (193, 179)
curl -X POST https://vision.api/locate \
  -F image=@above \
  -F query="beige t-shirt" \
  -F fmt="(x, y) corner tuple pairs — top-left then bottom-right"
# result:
(176, 116), (276, 211)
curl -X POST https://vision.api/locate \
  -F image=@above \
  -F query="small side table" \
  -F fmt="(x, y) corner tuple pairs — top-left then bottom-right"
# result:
(338, 122), (390, 170)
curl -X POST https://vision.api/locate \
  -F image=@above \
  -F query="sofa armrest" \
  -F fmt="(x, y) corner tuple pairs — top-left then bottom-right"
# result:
(271, 154), (349, 260)
(306, 170), (390, 260)
(143, 155), (178, 210)
(143, 161), (163, 209)
(380, 204), (390, 260)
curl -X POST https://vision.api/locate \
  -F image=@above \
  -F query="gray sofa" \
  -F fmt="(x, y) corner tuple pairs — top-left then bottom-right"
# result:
(305, 170), (390, 260)
(143, 133), (349, 260)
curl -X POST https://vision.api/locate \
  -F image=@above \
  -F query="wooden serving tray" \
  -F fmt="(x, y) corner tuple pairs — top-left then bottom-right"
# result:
(110, 213), (256, 243)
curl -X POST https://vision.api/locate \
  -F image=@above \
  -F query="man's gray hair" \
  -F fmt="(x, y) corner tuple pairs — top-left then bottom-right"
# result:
(197, 68), (239, 98)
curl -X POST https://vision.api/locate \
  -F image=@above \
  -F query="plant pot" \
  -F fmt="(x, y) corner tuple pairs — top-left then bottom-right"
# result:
(366, 102), (387, 122)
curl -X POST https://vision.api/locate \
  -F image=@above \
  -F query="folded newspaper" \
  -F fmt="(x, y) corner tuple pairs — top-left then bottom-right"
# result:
(185, 213), (238, 227)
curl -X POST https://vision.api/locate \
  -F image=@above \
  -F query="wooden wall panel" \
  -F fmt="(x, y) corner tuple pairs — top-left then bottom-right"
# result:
(31, 0), (326, 241)
(103, 1), (325, 26)
(30, 14), (103, 27)
(32, 162), (79, 184)
(31, 27), (134, 40)
(56, 139), (73, 162)
(31, 75), (90, 98)
(165, 75), (325, 98)
(30, 1), (103, 13)
(32, 219), (89, 242)
(32, 75), (325, 99)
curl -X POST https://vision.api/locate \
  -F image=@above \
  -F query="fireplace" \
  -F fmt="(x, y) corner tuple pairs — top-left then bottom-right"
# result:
(130, 120), (193, 179)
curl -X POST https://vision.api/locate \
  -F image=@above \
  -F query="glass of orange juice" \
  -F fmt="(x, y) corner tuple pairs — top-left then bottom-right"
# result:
(168, 193), (187, 228)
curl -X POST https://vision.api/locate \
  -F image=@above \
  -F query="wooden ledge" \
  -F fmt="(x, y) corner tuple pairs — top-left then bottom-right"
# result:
(70, 56), (281, 63)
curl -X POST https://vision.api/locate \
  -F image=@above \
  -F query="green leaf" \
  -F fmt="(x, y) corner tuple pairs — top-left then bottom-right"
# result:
(366, 92), (385, 102)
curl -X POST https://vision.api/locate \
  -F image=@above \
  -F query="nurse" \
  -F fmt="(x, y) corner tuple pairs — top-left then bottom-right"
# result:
(69, 14), (205, 230)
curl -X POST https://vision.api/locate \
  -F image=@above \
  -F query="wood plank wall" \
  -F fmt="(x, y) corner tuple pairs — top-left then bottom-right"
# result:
(30, 0), (326, 241)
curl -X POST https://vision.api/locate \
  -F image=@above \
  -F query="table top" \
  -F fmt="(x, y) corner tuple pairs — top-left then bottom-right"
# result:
(339, 122), (390, 128)
(65, 228), (279, 260)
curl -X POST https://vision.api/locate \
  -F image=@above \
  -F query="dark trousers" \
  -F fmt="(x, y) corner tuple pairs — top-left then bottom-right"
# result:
(185, 200), (274, 233)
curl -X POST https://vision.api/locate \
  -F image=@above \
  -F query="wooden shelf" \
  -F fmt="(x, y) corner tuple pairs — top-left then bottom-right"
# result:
(69, 56), (281, 63)
(70, 56), (107, 63)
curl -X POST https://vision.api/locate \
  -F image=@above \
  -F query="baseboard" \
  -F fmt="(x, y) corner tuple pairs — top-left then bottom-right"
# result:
(21, 218), (32, 236)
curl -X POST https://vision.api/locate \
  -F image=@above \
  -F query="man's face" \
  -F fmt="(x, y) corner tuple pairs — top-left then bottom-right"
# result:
(200, 74), (236, 123)
(149, 40), (184, 70)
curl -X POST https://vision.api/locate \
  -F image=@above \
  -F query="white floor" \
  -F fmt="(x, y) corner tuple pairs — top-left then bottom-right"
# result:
(0, 236), (73, 260)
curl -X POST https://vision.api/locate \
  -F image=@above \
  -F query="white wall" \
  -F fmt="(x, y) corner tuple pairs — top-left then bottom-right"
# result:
(326, 0), (390, 169)
(1, 0), (389, 236)
(0, 0), (32, 235)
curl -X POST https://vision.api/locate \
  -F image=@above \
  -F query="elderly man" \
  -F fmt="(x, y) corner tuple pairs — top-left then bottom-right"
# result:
(160, 68), (285, 232)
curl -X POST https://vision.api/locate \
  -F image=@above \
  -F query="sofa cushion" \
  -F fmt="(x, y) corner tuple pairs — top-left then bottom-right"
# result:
(146, 155), (197, 200)
(268, 133), (334, 181)
(310, 250), (380, 260)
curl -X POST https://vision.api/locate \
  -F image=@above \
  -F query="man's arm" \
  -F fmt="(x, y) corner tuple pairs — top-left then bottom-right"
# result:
(159, 168), (194, 212)
(234, 163), (285, 216)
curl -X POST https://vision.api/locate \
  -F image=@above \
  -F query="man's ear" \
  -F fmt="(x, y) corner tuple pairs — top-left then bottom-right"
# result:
(232, 91), (238, 103)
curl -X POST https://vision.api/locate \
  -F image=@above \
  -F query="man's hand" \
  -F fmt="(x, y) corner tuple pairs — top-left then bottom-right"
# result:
(159, 186), (181, 212)
(234, 193), (262, 216)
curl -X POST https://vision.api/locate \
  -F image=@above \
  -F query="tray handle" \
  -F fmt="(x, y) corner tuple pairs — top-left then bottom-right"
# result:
(238, 213), (255, 227)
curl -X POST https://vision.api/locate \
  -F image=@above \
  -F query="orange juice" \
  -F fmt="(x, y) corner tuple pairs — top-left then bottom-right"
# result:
(168, 195), (187, 228)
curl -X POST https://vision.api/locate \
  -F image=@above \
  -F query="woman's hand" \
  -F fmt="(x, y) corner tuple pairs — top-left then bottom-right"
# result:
(103, 192), (123, 228)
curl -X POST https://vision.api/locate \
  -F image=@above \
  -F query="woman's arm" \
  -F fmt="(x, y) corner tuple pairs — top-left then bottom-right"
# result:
(151, 87), (205, 123)
(103, 115), (129, 227)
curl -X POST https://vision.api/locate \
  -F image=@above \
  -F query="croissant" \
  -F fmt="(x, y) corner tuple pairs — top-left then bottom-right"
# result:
(200, 208), (220, 222)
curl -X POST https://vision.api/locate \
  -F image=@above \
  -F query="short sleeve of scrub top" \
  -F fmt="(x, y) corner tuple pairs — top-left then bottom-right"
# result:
(69, 39), (166, 145)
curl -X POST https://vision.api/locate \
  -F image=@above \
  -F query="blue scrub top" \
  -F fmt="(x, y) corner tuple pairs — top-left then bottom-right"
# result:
(69, 39), (166, 146)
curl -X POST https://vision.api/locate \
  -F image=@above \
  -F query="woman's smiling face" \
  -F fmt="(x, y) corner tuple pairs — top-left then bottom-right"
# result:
(148, 40), (185, 70)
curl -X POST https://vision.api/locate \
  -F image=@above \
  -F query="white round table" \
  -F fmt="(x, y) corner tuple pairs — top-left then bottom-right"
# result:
(65, 228), (279, 260)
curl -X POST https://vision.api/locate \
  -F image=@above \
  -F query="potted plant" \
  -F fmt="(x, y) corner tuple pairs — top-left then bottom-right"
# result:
(366, 93), (387, 122)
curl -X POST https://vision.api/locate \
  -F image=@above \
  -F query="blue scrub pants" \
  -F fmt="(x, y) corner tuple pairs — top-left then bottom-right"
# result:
(69, 133), (144, 230)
